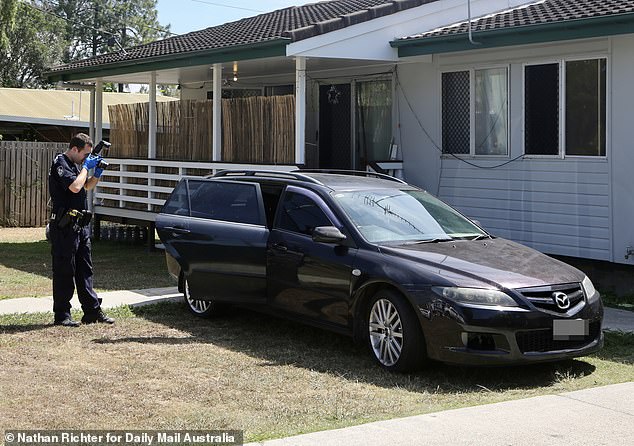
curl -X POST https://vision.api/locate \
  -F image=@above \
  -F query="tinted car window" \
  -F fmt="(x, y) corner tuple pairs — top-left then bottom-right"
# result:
(188, 180), (261, 225)
(161, 180), (189, 216)
(277, 191), (332, 236)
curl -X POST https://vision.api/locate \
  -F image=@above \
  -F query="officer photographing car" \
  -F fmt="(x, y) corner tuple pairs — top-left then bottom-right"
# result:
(48, 133), (114, 327)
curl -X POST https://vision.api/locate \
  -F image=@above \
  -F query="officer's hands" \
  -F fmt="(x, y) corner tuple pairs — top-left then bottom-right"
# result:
(82, 154), (101, 170)
(94, 167), (104, 179)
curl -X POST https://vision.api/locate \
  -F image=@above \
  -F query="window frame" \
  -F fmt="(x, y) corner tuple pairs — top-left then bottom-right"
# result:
(440, 64), (511, 158)
(522, 55), (609, 159)
(183, 178), (267, 227)
(273, 186), (341, 238)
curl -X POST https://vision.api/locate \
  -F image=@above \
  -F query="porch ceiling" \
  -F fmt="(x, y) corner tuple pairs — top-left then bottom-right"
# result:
(74, 56), (394, 86)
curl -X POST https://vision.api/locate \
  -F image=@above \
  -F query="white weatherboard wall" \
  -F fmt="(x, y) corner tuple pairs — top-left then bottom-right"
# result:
(437, 160), (611, 261)
(397, 37), (622, 263)
(609, 34), (634, 264)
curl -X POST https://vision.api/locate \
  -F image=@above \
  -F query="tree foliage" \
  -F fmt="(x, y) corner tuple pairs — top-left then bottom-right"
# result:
(0, 0), (18, 51)
(0, 2), (66, 87)
(45, 0), (170, 62)
(0, 0), (170, 87)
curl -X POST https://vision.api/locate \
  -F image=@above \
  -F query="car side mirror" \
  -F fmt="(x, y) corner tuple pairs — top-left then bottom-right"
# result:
(312, 226), (347, 244)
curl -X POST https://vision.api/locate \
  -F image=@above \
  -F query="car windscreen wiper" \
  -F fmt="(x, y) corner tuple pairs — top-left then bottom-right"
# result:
(404, 237), (454, 245)
(463, 234), (493, 241)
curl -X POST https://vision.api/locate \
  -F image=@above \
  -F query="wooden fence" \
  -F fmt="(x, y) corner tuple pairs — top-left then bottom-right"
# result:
(108, 96), (295, 163)
(0, 141), (67, 227)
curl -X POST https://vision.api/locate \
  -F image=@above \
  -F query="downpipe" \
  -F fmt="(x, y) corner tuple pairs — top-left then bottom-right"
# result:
(468, 0), (481, 46)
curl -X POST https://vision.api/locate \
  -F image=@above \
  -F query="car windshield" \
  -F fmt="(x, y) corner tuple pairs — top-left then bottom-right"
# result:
(332, 189), (486, 244)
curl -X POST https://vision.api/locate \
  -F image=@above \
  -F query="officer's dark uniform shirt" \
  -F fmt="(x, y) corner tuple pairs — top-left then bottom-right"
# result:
(49, 153), (87, 212)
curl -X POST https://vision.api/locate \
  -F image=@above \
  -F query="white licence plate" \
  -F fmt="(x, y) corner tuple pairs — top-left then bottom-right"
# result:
(553, 319), (589, 340)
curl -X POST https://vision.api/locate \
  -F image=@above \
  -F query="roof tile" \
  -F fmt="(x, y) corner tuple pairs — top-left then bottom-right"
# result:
(51, 0), (434, 74)
(399, 0), (634, 41)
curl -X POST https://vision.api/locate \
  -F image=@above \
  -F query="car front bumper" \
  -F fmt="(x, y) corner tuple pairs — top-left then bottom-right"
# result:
(409, 290), (604, 366)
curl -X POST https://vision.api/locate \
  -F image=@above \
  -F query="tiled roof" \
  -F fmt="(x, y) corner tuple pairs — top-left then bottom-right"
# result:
(49, 0), (433, 73)
(399, 0), (634, 40)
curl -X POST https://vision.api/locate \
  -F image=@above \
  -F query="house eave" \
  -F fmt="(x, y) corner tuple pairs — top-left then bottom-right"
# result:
(44, 38), (290, 83)
(391, 13), (634, 56)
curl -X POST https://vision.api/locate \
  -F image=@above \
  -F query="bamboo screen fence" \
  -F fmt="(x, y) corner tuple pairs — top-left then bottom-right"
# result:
(108, 96), (295, 163)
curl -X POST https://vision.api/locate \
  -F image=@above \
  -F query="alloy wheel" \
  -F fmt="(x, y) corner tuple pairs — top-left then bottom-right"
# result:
(185, 279), (212, 314)
(369, 298), (404, 367)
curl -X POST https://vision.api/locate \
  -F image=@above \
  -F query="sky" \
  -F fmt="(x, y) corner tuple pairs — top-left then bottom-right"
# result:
(157, 0), (318, 35)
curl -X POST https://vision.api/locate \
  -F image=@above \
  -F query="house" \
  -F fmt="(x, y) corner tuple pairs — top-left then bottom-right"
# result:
(390, 0), (634, 265)
(0, 88), (177, 142)
(44, 0), (634, 265)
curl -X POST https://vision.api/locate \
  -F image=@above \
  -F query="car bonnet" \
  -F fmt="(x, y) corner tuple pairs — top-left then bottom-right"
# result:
(380, 237), (585, 290)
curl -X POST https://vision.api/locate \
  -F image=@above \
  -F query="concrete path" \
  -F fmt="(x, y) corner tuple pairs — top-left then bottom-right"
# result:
(1, 291), (631, 332)
(603, 307), (634, 332)
(0, 287), (183, 315)
(247, 382), (634, 446)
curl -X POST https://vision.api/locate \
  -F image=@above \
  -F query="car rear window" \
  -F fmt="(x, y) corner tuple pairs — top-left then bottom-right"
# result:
(161, 179), (262, 225)
(161, 180), (190, 216)
(188, 180), (261, 225)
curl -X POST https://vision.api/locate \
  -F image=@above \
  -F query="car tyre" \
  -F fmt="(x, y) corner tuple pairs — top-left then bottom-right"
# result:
(182, 276), (226, 318)
(367, 289), (427, 372)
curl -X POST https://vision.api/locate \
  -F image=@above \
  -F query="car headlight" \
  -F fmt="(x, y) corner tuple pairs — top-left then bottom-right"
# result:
(432, 287), (518, 307)
(582, 276), (599, 303)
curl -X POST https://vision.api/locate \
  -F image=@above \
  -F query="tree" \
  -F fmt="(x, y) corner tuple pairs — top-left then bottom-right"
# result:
(0, 0), (18, 51)
(44, 0), (170, 62)
(159, 84), (180, 98)
(0, 2), (66, 87)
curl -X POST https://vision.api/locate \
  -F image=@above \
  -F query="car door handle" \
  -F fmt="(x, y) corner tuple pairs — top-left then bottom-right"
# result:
(271, 243), (288, 252)
(164, 226), (190, 235)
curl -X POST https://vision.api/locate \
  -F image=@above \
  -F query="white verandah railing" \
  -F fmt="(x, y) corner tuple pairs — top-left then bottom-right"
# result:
(93, 158), (296, 222)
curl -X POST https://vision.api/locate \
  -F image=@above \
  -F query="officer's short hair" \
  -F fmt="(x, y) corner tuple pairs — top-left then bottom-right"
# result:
(69, 133), (93, 151)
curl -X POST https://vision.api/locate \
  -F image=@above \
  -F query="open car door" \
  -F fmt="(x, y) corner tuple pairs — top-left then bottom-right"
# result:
(156, 178), (269, 303)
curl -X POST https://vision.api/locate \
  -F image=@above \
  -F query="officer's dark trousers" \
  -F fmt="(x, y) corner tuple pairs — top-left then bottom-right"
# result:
(50, 224), (100, 321)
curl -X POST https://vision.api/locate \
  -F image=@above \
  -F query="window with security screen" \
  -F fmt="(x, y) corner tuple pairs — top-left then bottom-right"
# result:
(442, 68), (509, 156)
(442, 71), (470, 154)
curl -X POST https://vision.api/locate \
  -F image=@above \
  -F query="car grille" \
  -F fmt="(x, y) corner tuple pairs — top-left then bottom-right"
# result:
(515, 321), (601, 353)
(516, 283), (585, 314)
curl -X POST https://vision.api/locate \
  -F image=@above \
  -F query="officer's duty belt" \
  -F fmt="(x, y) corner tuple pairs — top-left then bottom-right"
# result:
(51, 209), (92, 229)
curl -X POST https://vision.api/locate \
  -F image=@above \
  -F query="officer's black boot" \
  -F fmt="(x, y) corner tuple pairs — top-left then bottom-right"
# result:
(81, 308), (115, 324)
(54, 317), (80, 327)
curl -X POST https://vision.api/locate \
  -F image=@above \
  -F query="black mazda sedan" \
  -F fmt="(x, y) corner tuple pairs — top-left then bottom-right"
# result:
(156, 170), (603, 371)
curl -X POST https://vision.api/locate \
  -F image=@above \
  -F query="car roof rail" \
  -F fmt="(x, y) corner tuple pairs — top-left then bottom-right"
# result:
(211, 169), (324, 185)
(297, 169), (408, 184)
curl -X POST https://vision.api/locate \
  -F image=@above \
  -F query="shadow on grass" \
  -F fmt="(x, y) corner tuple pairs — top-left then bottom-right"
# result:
(0, 324), (53, 334)
(0, 240), (53, 279)
(595, 331), (634, 365)
(0, 240), (173, 294)
(90, 301), (617, 394)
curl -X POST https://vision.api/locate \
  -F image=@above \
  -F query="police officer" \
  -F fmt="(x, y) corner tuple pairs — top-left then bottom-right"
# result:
(48, 133), (114, 327)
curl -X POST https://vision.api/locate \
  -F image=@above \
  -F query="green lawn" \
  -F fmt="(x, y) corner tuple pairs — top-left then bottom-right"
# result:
(1, 228), (632, 441)
(600, 291), (634, 312)
(0, 228), (173, 299)
(0, 303), (632, 442)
